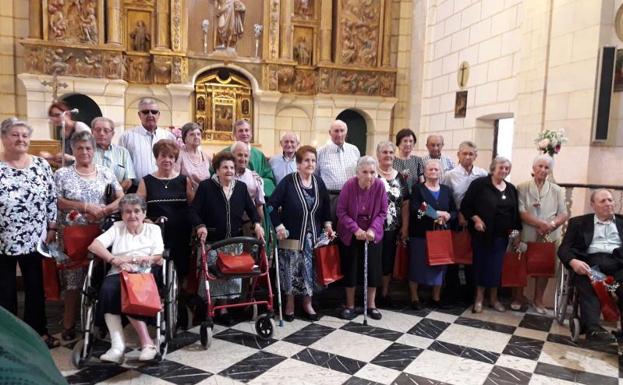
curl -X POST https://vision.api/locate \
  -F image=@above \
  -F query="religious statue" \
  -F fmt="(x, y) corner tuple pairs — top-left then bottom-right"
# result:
(215, 0), (246, 50)
(45, 48), (72, 76)
(79, 2), (98, 44)
(293, 37), (311, 65)
(48, 0), (67, 39)
(130, 21), (150, 51)
(294, 0), (313, 19)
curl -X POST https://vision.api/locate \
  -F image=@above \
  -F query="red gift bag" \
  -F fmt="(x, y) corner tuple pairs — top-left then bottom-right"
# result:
(501, 251), (527, 287)
(120, 271), (161, 317)
(426, 229), (454, 266)
(314, 244), (343, 285)
(392, 243), (409, 280)
(41, 258), (61, 301)
(217, 252), (255, 274)
(62, 224), (101, 269)
(525, 242), (556, 277)
(591, 277), (620, 322)
(451, 228), (473, 265)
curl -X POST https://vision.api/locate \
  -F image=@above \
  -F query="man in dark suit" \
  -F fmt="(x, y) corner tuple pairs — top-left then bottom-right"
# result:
(558, 189), (623, 343)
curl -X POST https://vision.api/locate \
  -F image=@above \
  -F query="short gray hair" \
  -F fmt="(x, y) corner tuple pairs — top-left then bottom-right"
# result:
(181, 122), (201, 142)
(376, 141), (395, 154)
(70, 130), (96, 150)
(532, 153), (554, 169)
(119, 193), (147, 212)
(280, 132), (299, 143)
(231, 141), (248, 154)
(0, 117), (33, 136)
(590, 188), (613, 203)
(234, 119), (250, 131)
(458, 140), (477, 153)
(424, 158), (442, 170)
(90, 116), (114, 131)
(138, 98), (158, 109)
(489, 155), (512, 173)
(356, 155), (378, 171)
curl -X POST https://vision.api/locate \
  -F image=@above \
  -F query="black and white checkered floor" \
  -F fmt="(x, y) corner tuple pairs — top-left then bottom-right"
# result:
(51, 305), (623, 385)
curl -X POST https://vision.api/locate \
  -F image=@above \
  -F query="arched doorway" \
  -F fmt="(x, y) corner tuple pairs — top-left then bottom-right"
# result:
(60, 93), (102, 128)
(337, 109), (367, 155)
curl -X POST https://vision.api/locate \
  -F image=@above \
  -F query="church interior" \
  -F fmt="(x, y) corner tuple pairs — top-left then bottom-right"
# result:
(2, 0), (623, 384)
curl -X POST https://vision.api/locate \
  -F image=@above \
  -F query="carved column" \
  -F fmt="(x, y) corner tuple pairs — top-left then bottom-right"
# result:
(279, 0), (293, 59)
(106, 0), (122, 45)
(29, 0), (42, 39)
(155, 0), (170, 50)
(170, 0), (184, 52)
(266, 0), (280, 60)
(381, 0), (392, 67)
(319, 0), (332, 63)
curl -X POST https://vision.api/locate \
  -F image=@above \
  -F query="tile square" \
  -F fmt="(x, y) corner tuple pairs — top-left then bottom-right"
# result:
(534, 362), (618, 385)
(247, 358), (350, 385)
(231, 318), (309, 339)
(502, 335), (545, 361)
(137, 360), (213, 385)
(214, 328), (277, 349)
(427, 340), (463, 357)
(519, 314), (553, 332)
(219, 351), (286, 383)
(513, 326), (549, 341)
(64, 363), (127, 385)
(292, 347), (366, 375)
(461, 309), (523, 327)
(428, 340), (499, 364)
(391, 372), (450, 385)
(310, 329), (393, 362)
(97, 370), (172, 384)
(404, 350), (494, 385)
(396, 306), (432, 318)
(394, 333), (435, 350)
(167, 331), (201, 353)
(437, 324), (511, 353)
(454, 316), (516, 334)
(354, 363), (401, 384)
(407, 318), (450, 339)
(546, 333), (619, 355)
(355, 309), (422, 333)
(262, 340), (306, 357)
(340, 321), (404, 342)
(484, 365), (532, 385)
(495, 354), (538, 373)
(343, 376), (385, 385)
(431, 304), (470, 316)
(167, 339), (258, 374)
(282, 323), (337, 346)
(425, 311), (458, 324)
(371, 342), (424, 371)
(315, 315), (351, 330)
(196, 374), (246, 385)
(539, 341), (619, 378)
(527, 374), (576, 384)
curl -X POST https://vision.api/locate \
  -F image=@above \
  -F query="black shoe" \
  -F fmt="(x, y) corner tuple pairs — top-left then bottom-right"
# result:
(586, 328), (617, 344)
(411, 300), (422, 311)
(304, 312), (320, 322)
(340, 308), (357, 320)
(367, 308), (382, 320)
(283, 313), (295, 322)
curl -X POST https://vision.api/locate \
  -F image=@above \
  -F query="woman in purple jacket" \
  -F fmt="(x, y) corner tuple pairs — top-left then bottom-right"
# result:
(337, 156), (388, 320)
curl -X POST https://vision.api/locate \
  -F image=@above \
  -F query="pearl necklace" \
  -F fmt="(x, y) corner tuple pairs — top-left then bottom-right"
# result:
(74, 165), (96, 177)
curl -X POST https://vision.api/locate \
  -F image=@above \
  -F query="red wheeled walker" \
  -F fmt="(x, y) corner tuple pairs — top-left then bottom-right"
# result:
(197, 236), (274, 348)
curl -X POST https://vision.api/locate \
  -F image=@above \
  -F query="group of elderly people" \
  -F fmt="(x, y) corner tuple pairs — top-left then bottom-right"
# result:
(6, 97), (621, 356)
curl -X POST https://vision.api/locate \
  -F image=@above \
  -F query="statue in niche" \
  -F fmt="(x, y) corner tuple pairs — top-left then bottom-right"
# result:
(79, 1), (98, 44)
(45, 48), (72, 75)
(293, 37), (311, 65)
(130, 21), (151, 51)
(48, 0), (67, 39)
(215, 0), (246, 50)
(131, 58), (148, 82)
(197, 97), (205, 111)
(241, 99), (249, 115)
(294, 0), (313, 19)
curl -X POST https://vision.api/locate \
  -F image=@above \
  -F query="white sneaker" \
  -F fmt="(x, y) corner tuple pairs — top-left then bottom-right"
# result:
(138, 345), (158, 361)
(100, 347), (124, 363)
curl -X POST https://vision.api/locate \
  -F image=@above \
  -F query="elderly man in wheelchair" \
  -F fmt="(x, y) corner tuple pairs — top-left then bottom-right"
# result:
(558, 189), (623, 344)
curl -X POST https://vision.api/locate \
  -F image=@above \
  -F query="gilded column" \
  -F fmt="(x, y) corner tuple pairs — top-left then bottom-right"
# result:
(170, 0), (184, 52)
(279, 0), (292, 59)
(155, 0), (170, 49)
(381, 0), (392, 67)
(29, 0), (42, 39)
(267, 0), (280, 60)
(319, 0), (332, 63)
(106, 0), (122, 45)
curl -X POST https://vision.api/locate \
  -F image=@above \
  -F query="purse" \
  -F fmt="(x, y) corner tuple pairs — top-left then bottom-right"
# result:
(392, 243), (409, 280)
(120, 271), (161, 317)
(104, 183), (116, 205)
(314, 243), (343, 285)
(41, 258), (61, 301)
(451, 227), (473, 265)
(525, 241), (556, 277)
(426, 225), (454, 266)
(217, 251), (255, 274)
(61, 224), (101, 269)
(501, 251), (527, 287)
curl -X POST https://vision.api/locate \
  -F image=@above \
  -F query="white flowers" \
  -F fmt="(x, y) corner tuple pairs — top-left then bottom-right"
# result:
(535, 129), (567, 156)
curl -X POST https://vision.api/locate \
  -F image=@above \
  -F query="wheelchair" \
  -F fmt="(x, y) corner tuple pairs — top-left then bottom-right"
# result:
(553, 263), (581, 341)
(71, 217), (179, 368)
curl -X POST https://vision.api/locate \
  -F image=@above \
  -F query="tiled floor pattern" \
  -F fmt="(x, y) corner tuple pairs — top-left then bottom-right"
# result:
(52, 305), (623, 385)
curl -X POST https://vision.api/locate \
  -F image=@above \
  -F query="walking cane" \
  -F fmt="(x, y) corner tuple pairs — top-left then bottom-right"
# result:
(363, 240), (369, 326)
(273, 240), (284, 327)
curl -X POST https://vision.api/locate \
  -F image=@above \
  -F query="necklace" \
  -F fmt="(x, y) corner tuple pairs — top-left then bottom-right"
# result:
(74, 165), (96, 177)
(378, 167), (395, 178)
(187, 148), (203, 166)
(156, 173), (175, 189)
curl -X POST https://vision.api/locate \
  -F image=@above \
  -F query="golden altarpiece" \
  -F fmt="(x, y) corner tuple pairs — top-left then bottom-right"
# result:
(19, 0), (400, 153)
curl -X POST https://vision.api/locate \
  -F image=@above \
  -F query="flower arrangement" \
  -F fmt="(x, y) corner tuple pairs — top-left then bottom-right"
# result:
(535, 129), (567, 156)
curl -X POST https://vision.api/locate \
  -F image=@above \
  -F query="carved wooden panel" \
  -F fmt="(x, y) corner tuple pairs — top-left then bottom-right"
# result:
(46, 0), (100, 45)
(335, 0), (382, 67)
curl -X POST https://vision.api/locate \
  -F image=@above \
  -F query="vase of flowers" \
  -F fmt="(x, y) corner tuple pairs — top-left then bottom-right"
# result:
(535, 129), (567, 157)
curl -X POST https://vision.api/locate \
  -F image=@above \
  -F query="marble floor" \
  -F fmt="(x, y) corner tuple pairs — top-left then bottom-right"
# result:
(50, 303), (623, 385)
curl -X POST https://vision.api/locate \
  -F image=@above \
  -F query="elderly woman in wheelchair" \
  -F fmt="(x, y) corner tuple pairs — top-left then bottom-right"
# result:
(88, 194), (164, 362)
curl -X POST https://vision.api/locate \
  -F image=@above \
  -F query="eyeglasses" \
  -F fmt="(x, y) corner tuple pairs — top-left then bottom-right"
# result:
(140, 109), (160, 115)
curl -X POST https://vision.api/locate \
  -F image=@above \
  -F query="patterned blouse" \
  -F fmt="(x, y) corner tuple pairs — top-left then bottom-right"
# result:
(393, 155), (424, 190)
(379, 172), (409, 231)
(53, 164), (121, 225)
(0, 156), (57, 256)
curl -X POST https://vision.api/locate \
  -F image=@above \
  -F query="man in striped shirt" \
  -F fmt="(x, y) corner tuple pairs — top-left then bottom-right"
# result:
(92, 117), (135, 192)
(422, 134), (455, 179)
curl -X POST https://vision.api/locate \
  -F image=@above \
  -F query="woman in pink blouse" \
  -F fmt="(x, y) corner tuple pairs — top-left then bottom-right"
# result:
(177, 122), (211, 190)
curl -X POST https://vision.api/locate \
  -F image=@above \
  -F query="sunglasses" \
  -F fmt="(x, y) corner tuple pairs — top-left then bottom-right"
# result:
(140, 109), (160, 115)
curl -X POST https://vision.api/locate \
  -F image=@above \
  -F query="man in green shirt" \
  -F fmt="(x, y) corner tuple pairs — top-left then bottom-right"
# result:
(223, 119), (276, 197)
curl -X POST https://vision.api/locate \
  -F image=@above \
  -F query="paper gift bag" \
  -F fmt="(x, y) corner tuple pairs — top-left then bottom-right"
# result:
(591, 275), (620, 322)
(62, 224), (100, 269)
(120, 271), (161, 317)
(42, 258), (61, 301)
(217, 252), (255, 274)
(451, 228), (473, 265)
(392, 243), (409, 280)
(314, 244), (343, 285)
(501, 251), (527, 287)
(426, 229), (454, 266)
(525, 241), (556, 277)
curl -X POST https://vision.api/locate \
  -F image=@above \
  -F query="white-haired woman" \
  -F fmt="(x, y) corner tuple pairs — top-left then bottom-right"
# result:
(461, 156), (522, 313)
(376, 141), (409, 307)
(512, 154), (568, 312)
(337, 156), (388, 320)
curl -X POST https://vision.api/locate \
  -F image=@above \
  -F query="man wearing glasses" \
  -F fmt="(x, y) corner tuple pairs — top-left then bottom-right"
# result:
(92, 117), (135, 192)
(119, 98), (175, 193)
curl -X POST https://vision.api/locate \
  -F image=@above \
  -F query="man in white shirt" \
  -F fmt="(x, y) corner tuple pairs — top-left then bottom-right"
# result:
(118, 98), (175, 192)
(559, 189), (623, 343)
(269, 132), (299, 185)
(316, 119), (360, 221)
(422, 134), (455, 178)
(92, 117), (135, 192)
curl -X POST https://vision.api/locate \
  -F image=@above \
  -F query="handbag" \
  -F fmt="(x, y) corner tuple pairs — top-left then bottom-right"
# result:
(501, 251), (527, 287)
(314, 243), (343, 285)
(426, 225), (454, 266)
(104, 183), (116, 205)
(217, 251), (255, 274)
(41, 258), (61, 301)
(120, 271), (161, 317)
(451, 227), (473, 265)
(392, 243), (409, 280)
(61, 224), (101, 269)
(525, 241), (556, 277)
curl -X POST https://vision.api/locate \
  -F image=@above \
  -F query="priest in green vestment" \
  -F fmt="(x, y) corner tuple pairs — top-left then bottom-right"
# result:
(223, 119), (276, 197)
